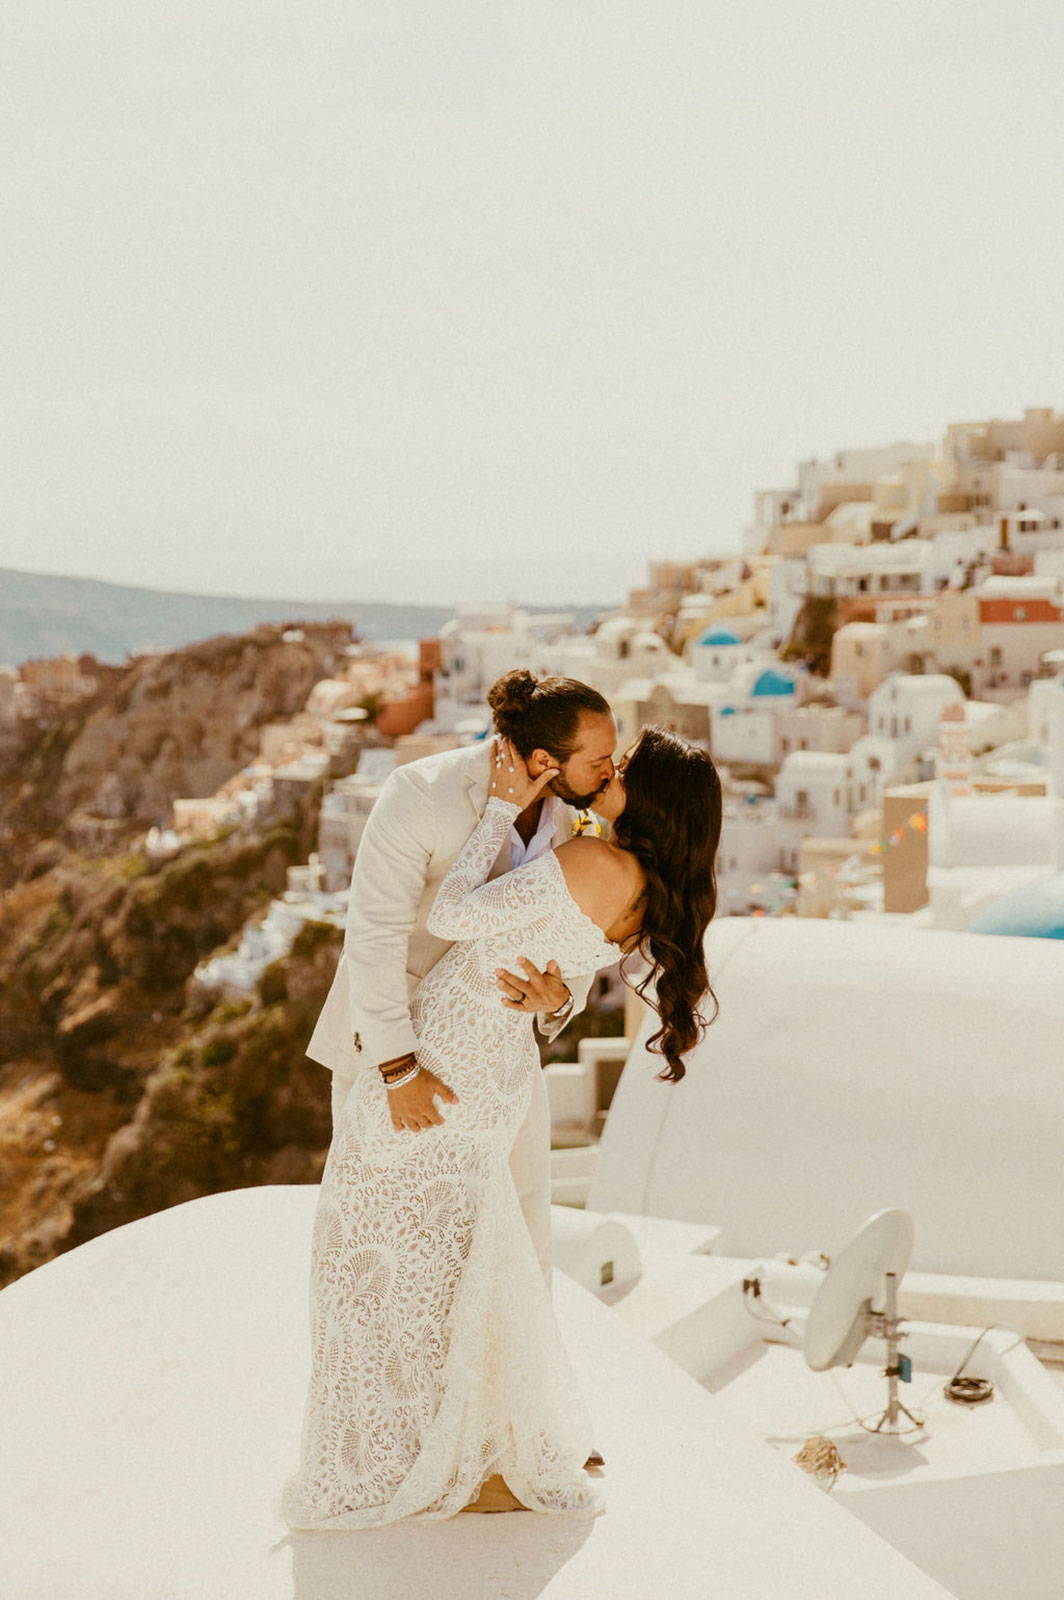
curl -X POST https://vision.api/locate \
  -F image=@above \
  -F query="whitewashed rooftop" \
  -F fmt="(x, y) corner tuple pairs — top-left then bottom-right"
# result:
(591, 915), (1064, 1281)
(0, 1185), (954, 1599)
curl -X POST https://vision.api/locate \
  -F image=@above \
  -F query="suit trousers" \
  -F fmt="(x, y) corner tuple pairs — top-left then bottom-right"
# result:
(329, 1062), (553, 1288)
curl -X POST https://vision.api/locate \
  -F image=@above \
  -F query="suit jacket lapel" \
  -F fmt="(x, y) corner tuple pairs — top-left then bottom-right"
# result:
(464, 756), (488, 824)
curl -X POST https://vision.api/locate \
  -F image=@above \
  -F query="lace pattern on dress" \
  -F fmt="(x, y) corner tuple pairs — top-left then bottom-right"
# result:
(282, 797), (613, 1527)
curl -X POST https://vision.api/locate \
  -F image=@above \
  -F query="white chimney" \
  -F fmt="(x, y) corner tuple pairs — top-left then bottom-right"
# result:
(1048, 677), (1064, 801)
(935, 701), (971, 797)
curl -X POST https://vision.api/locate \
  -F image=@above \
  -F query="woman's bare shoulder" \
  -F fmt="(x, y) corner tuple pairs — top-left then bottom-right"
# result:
(553, 835), (619, 874)
(553, 837), (641, 922)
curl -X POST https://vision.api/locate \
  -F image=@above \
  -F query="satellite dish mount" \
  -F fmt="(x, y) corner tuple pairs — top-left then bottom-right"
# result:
(803, 1208), (925, 1436)
(863, 1270), (923, 1434)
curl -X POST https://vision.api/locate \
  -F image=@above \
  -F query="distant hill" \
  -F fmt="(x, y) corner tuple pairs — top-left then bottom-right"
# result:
(0, 568), (610, 666)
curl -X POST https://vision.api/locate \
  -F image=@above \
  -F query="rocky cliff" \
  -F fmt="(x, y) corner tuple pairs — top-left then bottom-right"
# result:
(0, 621), (351, 876)
(0, 624), (348, 1287)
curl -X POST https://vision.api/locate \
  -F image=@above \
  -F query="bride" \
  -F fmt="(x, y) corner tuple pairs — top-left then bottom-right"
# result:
(281, 724), (722, 1527)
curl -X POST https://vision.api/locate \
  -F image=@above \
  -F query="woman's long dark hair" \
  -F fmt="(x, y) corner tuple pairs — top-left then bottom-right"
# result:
(611, 727), (723, 1083)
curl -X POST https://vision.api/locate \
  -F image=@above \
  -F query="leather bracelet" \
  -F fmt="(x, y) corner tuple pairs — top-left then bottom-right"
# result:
(378, 1051), (418, 1083)
(383, 1064), (421, 1091)
(380, 1067), (416, 1086)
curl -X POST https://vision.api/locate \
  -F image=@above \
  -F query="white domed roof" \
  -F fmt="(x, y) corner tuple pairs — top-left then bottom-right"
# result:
(589, 916), (1064, 1279)
(596, 615), (638, 640)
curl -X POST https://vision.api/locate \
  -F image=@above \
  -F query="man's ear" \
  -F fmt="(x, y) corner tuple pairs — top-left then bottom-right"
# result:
(527, 747), (556, 775)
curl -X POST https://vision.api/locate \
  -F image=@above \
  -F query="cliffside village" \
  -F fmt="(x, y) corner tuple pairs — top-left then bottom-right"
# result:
(5, 403), (1064, 1005)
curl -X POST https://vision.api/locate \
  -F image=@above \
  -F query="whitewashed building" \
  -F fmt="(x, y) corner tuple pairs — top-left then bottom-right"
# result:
(1029, 660), (1064, 759)
(866, 674), (966, 769)
(775, 750), (851, 843)
(806, 540), (948, 601)
(687, 624), (750, 682)
(434, 608), (579, 730)
(925, 786), (1064, 932)
(845, 734), (903, 810)
(548, 616), (676, 699)
(315, 750), (399, 892)
(611, 673), (723, 748)
(765, 557), (808, 644)
(830, 619), (897, 699)
(971, 575), (1064, 698)
(715, 797), (798, 914)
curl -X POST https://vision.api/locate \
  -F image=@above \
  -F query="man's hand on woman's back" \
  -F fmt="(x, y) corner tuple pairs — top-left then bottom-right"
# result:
(495, 957), (570, 1015)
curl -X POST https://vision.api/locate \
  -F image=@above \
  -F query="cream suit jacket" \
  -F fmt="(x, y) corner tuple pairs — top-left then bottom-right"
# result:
(304, 740), (594, 1084)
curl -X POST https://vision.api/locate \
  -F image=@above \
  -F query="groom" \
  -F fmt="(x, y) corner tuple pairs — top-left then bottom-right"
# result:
(305, 669), (618, 1288)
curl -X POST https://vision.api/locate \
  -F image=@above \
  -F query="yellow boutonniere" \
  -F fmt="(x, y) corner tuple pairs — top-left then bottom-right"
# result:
(571, 809), (603, 837)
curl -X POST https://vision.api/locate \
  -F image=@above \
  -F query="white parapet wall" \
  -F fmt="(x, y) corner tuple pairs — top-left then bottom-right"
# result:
(549, 1142), (600, 1206)
(545, 1036), (631, 1141)
(543, 1061), (596, 1132)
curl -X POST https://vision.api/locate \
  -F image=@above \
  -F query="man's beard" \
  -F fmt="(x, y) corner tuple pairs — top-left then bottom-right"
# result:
(549, 773), (609, 810)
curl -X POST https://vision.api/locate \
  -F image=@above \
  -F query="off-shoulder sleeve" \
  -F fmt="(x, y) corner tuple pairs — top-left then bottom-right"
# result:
(426, 796), (564, 941)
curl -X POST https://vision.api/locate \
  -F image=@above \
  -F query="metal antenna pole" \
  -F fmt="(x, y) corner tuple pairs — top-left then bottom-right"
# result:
(868, 1271), (922, 1433)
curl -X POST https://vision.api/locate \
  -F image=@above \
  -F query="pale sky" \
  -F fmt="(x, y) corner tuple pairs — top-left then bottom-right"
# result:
(5, 0), (1064, 609)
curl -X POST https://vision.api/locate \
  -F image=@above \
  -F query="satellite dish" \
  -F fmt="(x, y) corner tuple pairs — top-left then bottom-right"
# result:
(804, 1208), (923, 1434)
(804, 1208), (914, 1372)
(740, 1208), (925, 1435)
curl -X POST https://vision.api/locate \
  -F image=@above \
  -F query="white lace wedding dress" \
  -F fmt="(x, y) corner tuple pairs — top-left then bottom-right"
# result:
(281, 797), (615, 1527)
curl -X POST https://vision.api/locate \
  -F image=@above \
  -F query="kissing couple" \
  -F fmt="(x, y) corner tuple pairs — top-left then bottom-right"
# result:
(282, 669), (723, 1526)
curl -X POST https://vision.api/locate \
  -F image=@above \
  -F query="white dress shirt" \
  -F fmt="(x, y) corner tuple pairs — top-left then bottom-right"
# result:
(509, 793), (565, 869)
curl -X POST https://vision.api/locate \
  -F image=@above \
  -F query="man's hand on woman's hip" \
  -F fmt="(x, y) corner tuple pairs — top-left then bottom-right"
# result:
(387, 1065), (459, 1133)
(495, 958), (571, 1018)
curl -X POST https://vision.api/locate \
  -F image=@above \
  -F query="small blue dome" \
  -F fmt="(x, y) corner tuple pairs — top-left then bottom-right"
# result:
(751, 668), (796, 697)
(969, 875), (1064, 940)
(699, 627), (740, 646)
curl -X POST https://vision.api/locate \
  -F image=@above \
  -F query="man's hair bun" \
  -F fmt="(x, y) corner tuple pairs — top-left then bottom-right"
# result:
(487, 668), (539, 719)
(486, 668), (610, 759)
